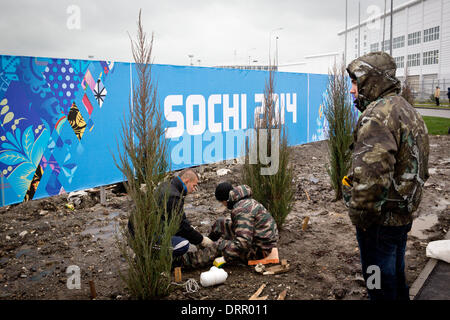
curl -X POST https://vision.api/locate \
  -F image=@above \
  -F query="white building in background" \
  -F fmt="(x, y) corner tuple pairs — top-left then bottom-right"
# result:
(216, 51), (340, 74)
(338, 0), (450, 100)
(278, 52), (341, 74)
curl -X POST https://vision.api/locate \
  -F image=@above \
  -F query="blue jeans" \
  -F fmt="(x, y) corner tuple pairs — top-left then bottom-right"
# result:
(171, 236), (189, 257)
(128, 220), (189, 257)
(356, 223), (412, 300)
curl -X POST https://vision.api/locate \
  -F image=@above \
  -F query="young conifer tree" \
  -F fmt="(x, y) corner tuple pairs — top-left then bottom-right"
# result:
(113, 10), (181, 299)
(324, 60), (357, 201)
(400, 66), (415, 106)
(242, 66), (294, 229)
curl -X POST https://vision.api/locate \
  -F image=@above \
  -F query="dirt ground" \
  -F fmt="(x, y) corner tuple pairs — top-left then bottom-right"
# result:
(0, 135), (449, 300)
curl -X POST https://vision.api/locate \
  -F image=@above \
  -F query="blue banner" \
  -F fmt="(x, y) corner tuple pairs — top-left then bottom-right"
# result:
(0, 55), (328, 206)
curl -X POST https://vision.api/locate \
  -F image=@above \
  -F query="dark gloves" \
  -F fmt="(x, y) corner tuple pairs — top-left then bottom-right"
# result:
(208, 231), (222, 242)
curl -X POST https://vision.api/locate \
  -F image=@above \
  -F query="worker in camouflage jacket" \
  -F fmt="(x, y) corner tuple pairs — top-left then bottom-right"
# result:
(181, 182), (279, 269)
(344, 51), (429, 300)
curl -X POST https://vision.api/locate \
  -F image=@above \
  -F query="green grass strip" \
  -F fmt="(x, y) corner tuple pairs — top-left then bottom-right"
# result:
(422, 116), (450, 135)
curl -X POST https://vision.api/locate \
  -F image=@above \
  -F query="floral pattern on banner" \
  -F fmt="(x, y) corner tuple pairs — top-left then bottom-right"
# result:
(312, 103), (327, 142)
(0, 115), (49, 200)
(0, 55), (114, 204)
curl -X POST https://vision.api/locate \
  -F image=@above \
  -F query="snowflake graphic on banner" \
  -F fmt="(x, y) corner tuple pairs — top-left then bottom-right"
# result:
(94, 79), (107, 107)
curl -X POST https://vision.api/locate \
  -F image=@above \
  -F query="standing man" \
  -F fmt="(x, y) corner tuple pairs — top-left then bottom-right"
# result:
(344, 52), (429, 300)
(434, 86), (440, 106)
(447, 87), (450, 104)
(128, 168), (214, 258)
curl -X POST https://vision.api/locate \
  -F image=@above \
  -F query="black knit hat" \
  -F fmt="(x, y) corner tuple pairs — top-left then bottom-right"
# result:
(215, 182), (233, 202)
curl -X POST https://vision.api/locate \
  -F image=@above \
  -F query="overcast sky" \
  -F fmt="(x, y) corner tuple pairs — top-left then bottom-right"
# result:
(0, 0), (409, 66)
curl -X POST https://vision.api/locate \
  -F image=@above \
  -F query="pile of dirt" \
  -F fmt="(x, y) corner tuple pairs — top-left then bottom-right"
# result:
(0, 135), (449, 300)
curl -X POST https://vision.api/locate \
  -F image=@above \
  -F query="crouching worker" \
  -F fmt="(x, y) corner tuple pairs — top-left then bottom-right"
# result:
(181, 182), (279, 269)
(128, 169), (214, 265)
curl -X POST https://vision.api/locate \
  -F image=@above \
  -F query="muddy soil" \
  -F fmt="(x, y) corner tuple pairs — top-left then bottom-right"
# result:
(0, 135), (449, 300)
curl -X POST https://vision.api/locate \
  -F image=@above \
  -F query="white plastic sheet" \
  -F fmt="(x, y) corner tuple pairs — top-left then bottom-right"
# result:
(426, 240), (450, 263)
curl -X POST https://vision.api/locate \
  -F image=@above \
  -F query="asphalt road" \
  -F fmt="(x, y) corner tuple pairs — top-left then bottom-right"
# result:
(416, 108), (450, 119)
(415, 260), (450, 300)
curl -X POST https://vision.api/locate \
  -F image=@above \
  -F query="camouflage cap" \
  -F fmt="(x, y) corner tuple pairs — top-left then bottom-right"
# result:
(347, 51), (401, 112)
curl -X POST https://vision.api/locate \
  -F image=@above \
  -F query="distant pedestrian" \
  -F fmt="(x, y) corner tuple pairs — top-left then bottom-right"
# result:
(434, 86), (440, 106)
(447, 87), (450, 104)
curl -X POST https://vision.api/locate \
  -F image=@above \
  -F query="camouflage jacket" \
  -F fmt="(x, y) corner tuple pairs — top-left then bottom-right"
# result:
(345, 52), (430, 229)
(217, 185), (279, 261)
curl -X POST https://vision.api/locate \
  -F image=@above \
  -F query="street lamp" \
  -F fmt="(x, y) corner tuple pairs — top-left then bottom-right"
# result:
(389, 0), (393, 55)
(269, 27), (283, 64)
(275, 36), (279, 66)
(247, 47), (256, 66)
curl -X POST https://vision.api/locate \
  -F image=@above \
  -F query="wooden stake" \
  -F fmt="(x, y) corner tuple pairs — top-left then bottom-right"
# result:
(263, 263), (290, 275)
(174, 267), (182, 283)
(100, 186), (106, 205)
(277, 289), (288, 300)
(304, 189), (311, 201)
(89, 280), (97, 299)
(302, 216), (310, 231)
(249, 284), (268, 300)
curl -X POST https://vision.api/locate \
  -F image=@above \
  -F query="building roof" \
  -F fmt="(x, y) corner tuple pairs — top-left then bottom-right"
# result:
(337, 0), (422, 35)
(304, 52), (340, 59)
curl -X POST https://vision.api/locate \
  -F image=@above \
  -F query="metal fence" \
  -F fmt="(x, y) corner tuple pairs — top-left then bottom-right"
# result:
(401, 78), (450, 102)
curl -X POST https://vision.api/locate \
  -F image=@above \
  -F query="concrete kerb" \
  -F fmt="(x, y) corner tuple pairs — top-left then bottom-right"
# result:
(414, 106), (450, 111)
(409, 229), (450, 300)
